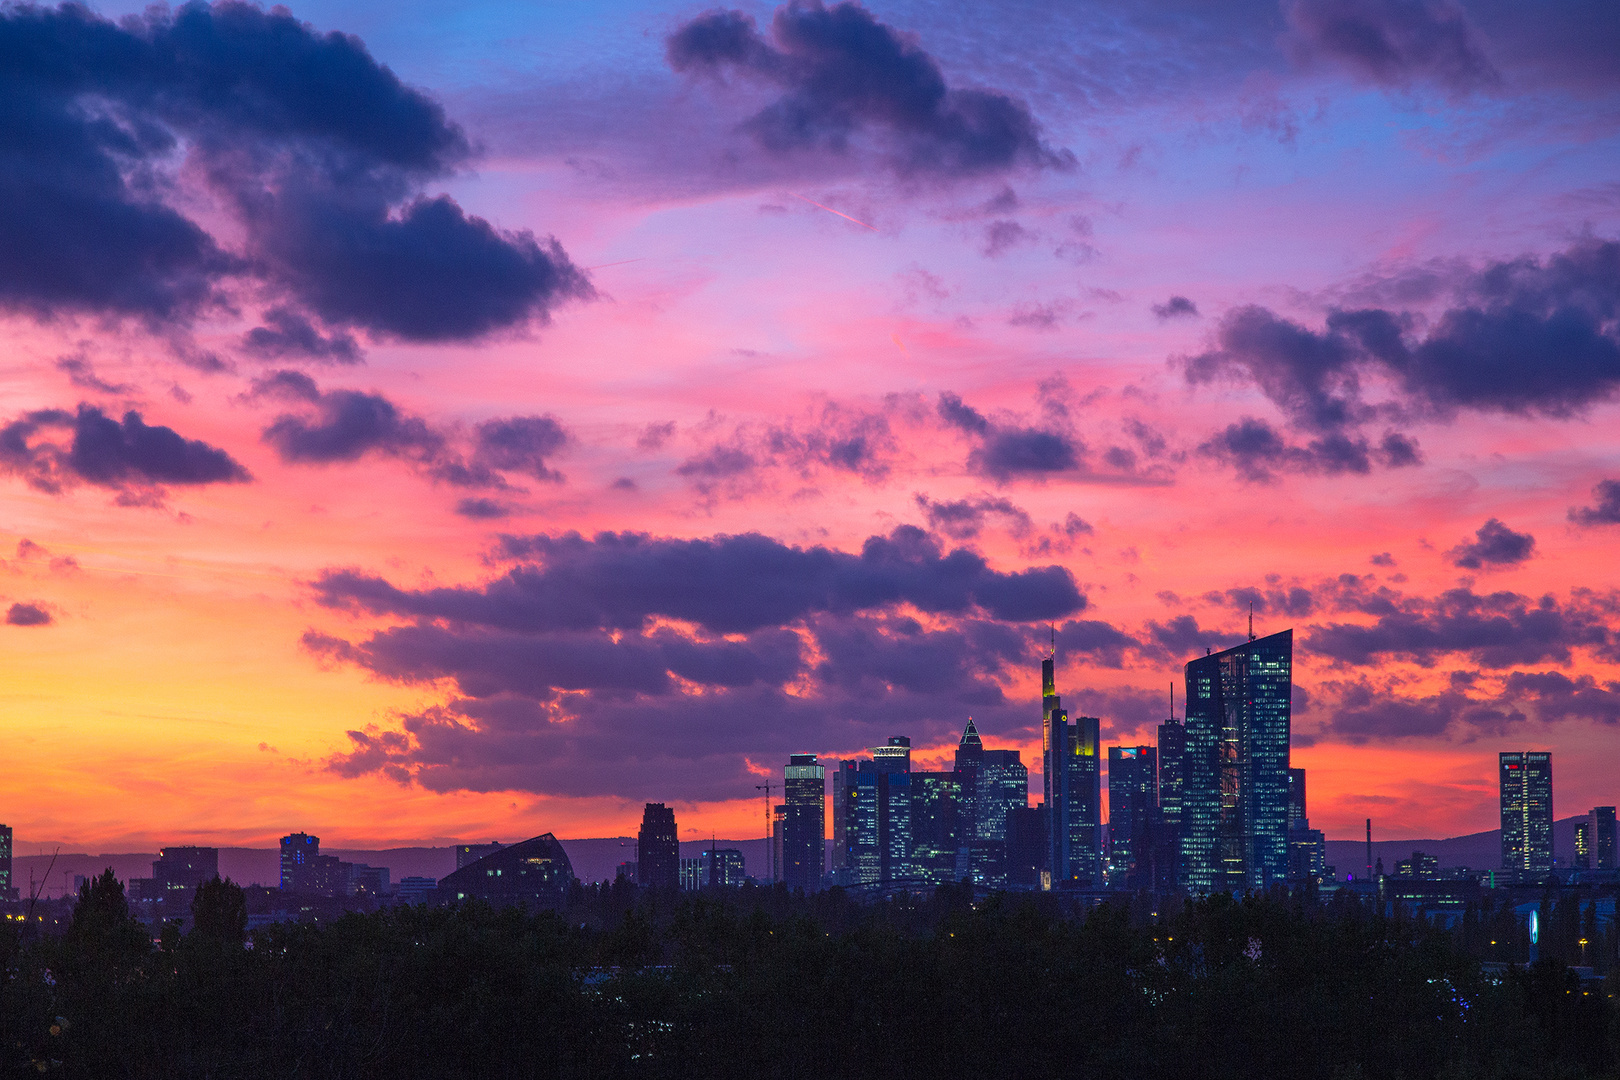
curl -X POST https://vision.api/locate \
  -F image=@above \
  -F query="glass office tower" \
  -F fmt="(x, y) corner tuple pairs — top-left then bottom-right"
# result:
(910, 771), (962, 884)
(782, 754), (825, 890)
(1593, 806), (1617, 870)
(1183, 629), (1293, 893)
(1156, 709), (1187, 890)
(1041, 653), (1101, 888)
(1107, 745), (1157, 889)
(1499, 752), (1553, 874)
(847, 769), (881, 884)
(954, 720), (984, 836)
(980, 749), (1028, 843)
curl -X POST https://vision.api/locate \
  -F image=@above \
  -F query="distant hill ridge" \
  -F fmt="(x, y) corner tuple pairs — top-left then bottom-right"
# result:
(11, 838), (773, 897)
(11, 817), (1592, 898)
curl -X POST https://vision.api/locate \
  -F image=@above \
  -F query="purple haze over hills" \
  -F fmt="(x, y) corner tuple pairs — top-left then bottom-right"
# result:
(12, 838), (775, 897)
(12, 818), (1591, 898)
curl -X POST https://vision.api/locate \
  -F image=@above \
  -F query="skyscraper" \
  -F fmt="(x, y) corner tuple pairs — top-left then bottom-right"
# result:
(1499, 752), (1553, 875)
(830, 759), (857, 873)
(153, 846), (219, 897)
(1574, 820), (1593, 870)
(1042, 652), (1101, 888)
(846, 768), (880, 884)
(871, 737), (913, 882)
(1156, 701), (1187, 890)
(1287, 768), (1307, 827)
(1593, 806), (1617, 871)
(910, 771), (962, 884)
(637, 803), (679, 889)
(1182, 629), (1293, 893)
(979, 749), (1028, 844)
(1005, 804), (1046, 888)
(0, 824), (11, 901)
(1284, 767), (1326, 885)
(280, 832), (319, 893)
(954, 719), (984, 840)
(782, 754), (825, 891)
(839, 738), (916, 884)
(1107, 746), (1157, 889)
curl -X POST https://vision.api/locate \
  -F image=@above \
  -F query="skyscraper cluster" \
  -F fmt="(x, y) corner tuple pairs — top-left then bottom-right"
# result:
(1498, 752), (1614, 878)
(1091, 628), (1316, 893)
(769, 629), (1319, 894)
(822, 727), (1030, 888)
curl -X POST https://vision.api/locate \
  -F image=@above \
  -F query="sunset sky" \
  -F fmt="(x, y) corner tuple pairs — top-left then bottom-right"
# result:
(2, 0), (1617, 853)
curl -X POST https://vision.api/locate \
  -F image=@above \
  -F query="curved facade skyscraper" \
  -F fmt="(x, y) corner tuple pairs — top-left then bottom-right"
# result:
(1182, 629), (1293, 894)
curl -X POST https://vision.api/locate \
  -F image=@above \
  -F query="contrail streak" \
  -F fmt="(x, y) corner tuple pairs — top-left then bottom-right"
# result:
(790, 192), (878, 231)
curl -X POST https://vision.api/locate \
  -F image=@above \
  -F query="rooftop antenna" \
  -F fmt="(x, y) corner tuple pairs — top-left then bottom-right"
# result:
(1248, 601), (1256, 643)
(1049, 622), (1056, 658)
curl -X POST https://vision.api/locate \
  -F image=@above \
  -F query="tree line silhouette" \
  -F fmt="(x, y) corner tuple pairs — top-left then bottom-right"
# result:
(0, 869), (1614, 1078)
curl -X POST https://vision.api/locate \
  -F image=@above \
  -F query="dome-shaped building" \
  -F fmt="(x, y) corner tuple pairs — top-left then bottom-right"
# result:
(437, 833), (575, 909)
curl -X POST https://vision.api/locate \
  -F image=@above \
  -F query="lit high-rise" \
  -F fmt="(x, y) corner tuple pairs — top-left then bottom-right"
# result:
(280, 832), (319, 893)
(782, 754), (825, 891)
(1156, 698), (1187, 890)
(1042, 652), (1101, 888)
(1499, 752), (1553, 875)
(1182, 629), (1293, 893)
(1107, 746), (1157, 889)
(1593, 806), (1617, 871)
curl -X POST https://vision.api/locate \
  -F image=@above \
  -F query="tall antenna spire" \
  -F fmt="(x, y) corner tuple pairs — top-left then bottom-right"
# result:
(1050, 622), (1056, 658)
(1248, 601), (1255, 642)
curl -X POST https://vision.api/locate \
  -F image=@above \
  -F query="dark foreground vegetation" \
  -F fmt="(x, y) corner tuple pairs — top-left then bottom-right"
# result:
(3, 871), (1616, 1079)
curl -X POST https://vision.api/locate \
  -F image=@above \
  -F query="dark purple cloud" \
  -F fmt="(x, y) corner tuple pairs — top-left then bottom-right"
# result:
(314, 604), (1135, 800)
(1501, 670), (1620, 725)
(936, 392), (990, 436)
(0, 1), (589, 339)
(5, 602), (54, 627)
(55, 356), (136, 396)
(1185, 239), (1620, 477)
(914, 492), (1031, 539)
(263, 388), (442, 464)
(254, 374), (570, 490)
(0, 404), (249, 495)
(1145, 614), (1226, 659)
(971, 426), (1083, 481)
(666, 1), (1070, 178)
(1569, 478), (1620, 526)
(1303, 587), (1608, 668)
(1152, 295), (1200, 319)
(315, 524), (1086, 634)
(1321, 679), (1521, 742)
(306, 622), (804, 698)
(241, 308), (362, 364)
(1319, 666), (1620, 743)
(1204, 584), (1316, 619)
(1445, 518), (1536, 570)
(935, 391), (1085, 482)
(455, 497), (510, 519)
(1284, 0), (1500, 96)
(672, 403), (899, 496)
(473, 416), (567, 480)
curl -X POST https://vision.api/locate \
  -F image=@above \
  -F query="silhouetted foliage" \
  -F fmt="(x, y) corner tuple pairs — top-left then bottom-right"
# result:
(190, 875), (247, 945)
(0, 882), (1614, 1078)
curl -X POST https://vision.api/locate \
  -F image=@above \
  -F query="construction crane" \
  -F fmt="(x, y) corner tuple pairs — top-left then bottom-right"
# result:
(755, 782), (774, 883)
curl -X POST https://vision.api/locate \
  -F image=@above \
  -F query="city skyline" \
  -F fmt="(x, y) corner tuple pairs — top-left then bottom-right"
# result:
(0, 0), (1617, 853)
